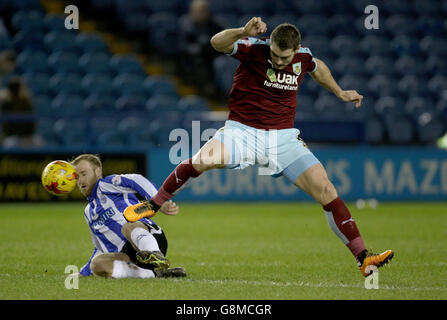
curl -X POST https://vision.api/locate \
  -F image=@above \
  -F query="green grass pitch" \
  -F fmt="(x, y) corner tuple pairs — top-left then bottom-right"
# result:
(0, 201), (446, 300)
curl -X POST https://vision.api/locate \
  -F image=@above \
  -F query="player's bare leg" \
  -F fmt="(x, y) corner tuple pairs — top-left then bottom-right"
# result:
(124, 139), (231, 221)
(294, 163), (394, 276)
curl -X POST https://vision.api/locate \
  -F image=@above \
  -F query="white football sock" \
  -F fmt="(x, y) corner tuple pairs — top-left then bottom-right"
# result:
(130, 227), (160, 252)
(111, 260), (155, 279)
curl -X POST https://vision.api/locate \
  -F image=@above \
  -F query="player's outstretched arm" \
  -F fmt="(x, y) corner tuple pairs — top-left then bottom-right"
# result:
(310, 58), (363, 108)
(210, 17), (267, 54)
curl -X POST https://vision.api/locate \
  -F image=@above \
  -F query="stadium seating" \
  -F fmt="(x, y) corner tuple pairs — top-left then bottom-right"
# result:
(1, 0), (446, 148)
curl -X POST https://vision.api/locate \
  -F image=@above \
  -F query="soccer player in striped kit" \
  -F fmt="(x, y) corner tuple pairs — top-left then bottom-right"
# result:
(71, 154), (186, 279)
(125, 18), (394, 277)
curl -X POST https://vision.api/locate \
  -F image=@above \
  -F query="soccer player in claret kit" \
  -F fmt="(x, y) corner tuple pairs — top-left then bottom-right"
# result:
(125, 18), (394, 277)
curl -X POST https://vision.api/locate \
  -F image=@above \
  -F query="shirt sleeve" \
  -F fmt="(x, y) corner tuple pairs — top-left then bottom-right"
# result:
(228, 37), (265, 62)
(100, 174), (158, 201)
(299, 46), (318, 73)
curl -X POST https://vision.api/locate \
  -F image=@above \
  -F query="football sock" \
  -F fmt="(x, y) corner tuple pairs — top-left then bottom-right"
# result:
(323, 197), (367, 264)
(111, 260), (155, 279)
(130, 227), (160, 252)
(151, 158), (202, 209)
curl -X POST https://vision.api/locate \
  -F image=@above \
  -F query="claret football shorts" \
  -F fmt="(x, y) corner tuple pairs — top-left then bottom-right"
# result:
(212, 120), (320, 182)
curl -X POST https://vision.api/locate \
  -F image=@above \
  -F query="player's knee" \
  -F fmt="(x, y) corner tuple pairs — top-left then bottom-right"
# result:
(318, 180), (338, 204)
(90, 255), (110, 277)
(121, 222), (133, 240)
(192, 151), (227, 172)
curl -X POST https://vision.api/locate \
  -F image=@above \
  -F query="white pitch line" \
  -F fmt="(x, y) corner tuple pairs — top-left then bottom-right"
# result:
(184, 278), (447, 292)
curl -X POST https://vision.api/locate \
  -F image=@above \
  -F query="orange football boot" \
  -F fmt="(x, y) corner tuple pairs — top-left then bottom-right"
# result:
(360, 250), (394, 276)
(123, 201), (156, 222)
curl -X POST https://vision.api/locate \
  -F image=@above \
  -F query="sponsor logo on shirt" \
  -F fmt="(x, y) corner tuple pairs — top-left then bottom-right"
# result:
(264, 68), (298, 90)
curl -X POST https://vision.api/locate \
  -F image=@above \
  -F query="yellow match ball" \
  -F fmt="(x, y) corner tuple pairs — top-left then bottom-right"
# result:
(41, 160), (78, 196)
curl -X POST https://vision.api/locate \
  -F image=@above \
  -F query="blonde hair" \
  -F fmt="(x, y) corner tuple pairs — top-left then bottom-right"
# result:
(71, 154), (102, 170)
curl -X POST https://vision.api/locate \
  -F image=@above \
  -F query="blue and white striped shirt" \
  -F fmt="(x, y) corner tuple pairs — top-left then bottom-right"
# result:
(79, 174), (158, 276)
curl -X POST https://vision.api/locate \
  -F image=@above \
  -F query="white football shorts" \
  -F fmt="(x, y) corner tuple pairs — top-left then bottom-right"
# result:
(212, 120), (320, 182)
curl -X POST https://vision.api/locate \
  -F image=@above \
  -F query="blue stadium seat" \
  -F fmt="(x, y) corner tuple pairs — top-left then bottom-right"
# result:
(374, 96), (406, 116)
(412, 0), (442, 16)
(11, 10), (45, 32)
(417, 16), (445, 36)
(176, 95), (210, 112)
(208, 0), (236, 14)
(365, 56), (395, 76)
(394, 56), (428, 78)
(147, 13), (180, 56)
(51, 93), (84, 115)
(293, 0), (331, 15)
(330, 35), (364, 58)
(53, 118), (87, 146)
(112, 73), (147, 96)
(16, 50), (49, 73)
(32, 94), (52, 115)
(416, 112), (445, 143)
(267, 14), (298, 30)
(109, 54), (145, 75)
(13, 30), (47, 52)
(49, 73), (84, 96)
(314, 94), (348, 120)
(214, 13), (239, 29)
(360, 35), (395, 57)
(391, 35), (421, 57)
(301, 35), (333, 59)
(81, 73), (114, 95)
(328, 14), (359, 36)
(143, 76), (178, 97)
(333, 56), (368, 77)
(382, 0), (414, 15)
(22, 72), (51, 96)
(339, 75), (376, 99)
(0, 33), (12, 51)
(78, 52), (112, 74)
(368, 75), (399, 97)
(96, 130), (128, 147)
(428, 75), (447, 96)
(213, 55), (238, 94)
(425, 55), (447, 75)
(83, 93), (116, 112)
(237, 0), (270, 15)
(365, 116), (385, 143)
(384, 114), (415, 144)
(420, 36), (447, 57)
(44, 14), (68, 31)
(44, 31), (80, 53)
(145, 94), (179, 112)
(398, 75), (431, 98)
(115, 94), (146, 112)
(298, 15), (331, 36)
(385, 15), (417, 37)
(47, 51), (80, 73)
(75, 33), (109, 53)
(405, 96), (437, 118)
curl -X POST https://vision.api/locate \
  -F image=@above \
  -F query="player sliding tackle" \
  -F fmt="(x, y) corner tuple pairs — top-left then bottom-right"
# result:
(125, 18), (394, 277)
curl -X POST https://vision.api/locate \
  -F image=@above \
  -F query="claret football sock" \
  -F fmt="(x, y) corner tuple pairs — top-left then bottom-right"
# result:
(323, 197), (366, 262)
(151, 158), (202, 209)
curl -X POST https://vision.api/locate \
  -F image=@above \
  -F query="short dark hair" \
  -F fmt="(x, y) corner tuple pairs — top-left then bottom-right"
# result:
(270, 23), (301, 50)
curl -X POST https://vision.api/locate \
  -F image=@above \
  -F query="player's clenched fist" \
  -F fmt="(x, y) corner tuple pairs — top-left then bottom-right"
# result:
(243, 17), (267, 37)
